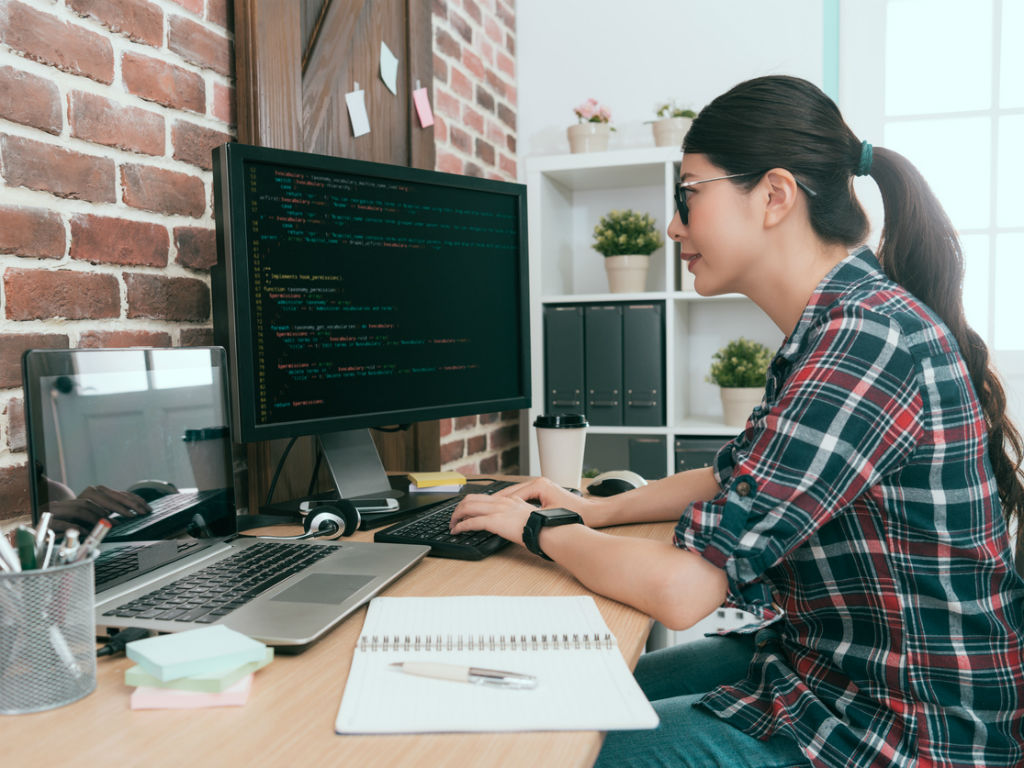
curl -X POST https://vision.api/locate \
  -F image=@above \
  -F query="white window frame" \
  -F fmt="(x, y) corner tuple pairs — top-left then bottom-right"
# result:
(839, 0), (1024, 425)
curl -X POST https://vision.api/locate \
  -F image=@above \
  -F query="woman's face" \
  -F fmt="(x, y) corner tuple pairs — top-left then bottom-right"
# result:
(667, 154), (764, 297)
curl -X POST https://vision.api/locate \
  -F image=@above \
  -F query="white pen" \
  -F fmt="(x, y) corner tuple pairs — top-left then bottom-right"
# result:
(389, 661), (537, 689)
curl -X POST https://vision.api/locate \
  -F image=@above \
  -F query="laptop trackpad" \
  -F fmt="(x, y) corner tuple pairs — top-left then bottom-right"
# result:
(271, 573), (374, 604)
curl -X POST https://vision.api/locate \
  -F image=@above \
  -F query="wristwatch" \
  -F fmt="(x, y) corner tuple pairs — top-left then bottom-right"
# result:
(522, 508), (583, 561)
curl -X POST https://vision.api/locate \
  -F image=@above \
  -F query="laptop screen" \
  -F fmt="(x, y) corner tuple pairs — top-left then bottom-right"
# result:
(22, 347), (237, 543)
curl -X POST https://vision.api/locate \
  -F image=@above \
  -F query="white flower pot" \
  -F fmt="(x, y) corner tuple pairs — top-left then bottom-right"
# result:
(651, 117), (692, 148)
(719, 386), (764, 427)
(567, 123), (610, 153)
(604, 254), (650, 293)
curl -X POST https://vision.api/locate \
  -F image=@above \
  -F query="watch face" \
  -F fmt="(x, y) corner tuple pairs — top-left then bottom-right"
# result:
(535, 509), (581, 524)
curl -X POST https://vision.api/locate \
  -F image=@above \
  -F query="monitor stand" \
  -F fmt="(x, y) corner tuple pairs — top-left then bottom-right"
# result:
(318, 429), (401, 501)
(264, 428), (462, 530)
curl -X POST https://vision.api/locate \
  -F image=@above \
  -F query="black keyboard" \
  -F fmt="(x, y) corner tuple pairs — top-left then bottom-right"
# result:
(373, 481), (516, 560)
(106, 489), (228, 541)
(102, 541), (335, 624)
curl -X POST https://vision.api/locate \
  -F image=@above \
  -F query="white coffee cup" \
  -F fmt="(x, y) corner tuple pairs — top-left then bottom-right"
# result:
(533, 413), (588, 490)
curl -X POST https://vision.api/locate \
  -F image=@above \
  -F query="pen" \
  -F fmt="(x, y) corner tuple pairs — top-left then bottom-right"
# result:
(56, 528), (80, 565)
(389, 661), (537, 689)
(34, 511), (52, 561)
(71, 518), (112, 562)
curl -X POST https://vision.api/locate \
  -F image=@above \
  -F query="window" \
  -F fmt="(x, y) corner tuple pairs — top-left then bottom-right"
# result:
(841, 0), (1024, 421)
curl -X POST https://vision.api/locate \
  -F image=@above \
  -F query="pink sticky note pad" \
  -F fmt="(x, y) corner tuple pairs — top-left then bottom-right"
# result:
(413, 87), (434, 128)
(130, 673), (253, 710)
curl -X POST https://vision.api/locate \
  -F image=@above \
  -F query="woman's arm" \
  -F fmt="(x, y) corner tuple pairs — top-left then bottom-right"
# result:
(496, 466), (722, 528)
(449, 486), (729, 631)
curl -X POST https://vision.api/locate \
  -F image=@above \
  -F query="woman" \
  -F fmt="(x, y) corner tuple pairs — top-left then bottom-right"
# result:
(450, 75), (1024, 767)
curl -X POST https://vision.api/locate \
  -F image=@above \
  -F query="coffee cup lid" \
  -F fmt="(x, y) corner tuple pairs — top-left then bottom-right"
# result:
(533, 413), (588, 429)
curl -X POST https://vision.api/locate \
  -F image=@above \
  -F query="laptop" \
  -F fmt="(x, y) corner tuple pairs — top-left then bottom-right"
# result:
(22, 346), (429, 649)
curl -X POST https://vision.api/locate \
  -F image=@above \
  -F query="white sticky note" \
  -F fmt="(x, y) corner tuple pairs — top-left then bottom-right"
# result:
(413, 87), (434, 128)
(345, 87), (371, 137)
(380, 42), (399, 95)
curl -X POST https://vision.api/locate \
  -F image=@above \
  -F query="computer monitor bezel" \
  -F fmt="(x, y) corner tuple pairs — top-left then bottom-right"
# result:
(211, 141), (531, 446)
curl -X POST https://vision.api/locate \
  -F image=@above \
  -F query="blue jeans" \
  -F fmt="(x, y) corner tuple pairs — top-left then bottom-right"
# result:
(595, 633), (809, 768)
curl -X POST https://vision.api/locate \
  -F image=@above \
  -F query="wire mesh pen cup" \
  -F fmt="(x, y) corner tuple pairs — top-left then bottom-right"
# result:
(0, 554), (97, 714)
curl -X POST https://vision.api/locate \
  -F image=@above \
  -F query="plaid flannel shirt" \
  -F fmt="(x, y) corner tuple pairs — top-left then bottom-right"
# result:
(676, 248), (1024, 768)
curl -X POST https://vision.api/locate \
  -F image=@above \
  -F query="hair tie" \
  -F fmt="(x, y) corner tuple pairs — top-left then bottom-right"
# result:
(855, 140), (873, 176)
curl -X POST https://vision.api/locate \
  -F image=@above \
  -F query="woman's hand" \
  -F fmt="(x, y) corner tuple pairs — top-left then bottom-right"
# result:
(44, 486), (151, 533)
(448, 493), (539, 545)
(493, 476), (611, 527)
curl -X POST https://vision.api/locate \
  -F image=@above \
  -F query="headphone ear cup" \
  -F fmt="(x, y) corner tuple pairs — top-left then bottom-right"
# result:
(303, 501), (360, 539)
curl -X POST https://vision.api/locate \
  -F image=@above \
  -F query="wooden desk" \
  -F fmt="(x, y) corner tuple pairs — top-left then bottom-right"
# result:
(5, 517), (674, 768)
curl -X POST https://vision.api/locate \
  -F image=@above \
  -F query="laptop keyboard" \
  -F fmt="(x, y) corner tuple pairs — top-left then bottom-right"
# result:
(373, 481), (516, 560)
(101, 541), (335, 624)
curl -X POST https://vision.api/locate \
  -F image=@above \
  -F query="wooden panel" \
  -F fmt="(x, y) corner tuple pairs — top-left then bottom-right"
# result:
(233, 0), (302, 149)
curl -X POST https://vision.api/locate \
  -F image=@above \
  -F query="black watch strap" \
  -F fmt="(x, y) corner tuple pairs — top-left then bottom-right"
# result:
(523, 508), (583, 561)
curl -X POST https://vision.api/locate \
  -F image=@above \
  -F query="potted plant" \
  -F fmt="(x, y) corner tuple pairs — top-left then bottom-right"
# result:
(591, 209), (663, 293)
(568, 98), (613, 153)
(707, 337), (772, 426)
(651, 101), (697, 148)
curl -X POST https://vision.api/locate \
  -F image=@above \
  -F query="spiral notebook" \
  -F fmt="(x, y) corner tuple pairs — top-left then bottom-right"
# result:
(335, 595), (659, 734)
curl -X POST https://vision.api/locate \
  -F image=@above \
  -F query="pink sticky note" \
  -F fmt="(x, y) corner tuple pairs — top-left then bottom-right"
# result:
(413, 87), (434, 128)
(130, 674), (254, 710)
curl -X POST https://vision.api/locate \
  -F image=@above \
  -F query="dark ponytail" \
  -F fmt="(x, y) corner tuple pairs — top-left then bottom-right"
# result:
(684, 75), (1023, 565)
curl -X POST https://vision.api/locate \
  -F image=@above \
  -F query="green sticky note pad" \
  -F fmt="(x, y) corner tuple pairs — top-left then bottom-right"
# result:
(126, 646), (274, 692)
(126, 625), (267, 682)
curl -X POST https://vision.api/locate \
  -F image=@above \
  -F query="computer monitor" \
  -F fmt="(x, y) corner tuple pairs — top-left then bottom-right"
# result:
(211, 142), (530, 502)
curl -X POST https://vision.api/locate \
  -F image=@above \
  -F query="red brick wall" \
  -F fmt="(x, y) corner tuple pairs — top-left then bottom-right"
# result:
(0, 0), (520, 523)
(432, 0), (520, 476)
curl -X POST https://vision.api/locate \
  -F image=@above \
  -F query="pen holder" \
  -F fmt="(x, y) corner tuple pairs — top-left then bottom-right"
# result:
(0, 555), (97, 714)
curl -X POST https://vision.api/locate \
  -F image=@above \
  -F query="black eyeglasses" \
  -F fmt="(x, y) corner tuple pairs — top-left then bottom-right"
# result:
(674, 171), (817, 225)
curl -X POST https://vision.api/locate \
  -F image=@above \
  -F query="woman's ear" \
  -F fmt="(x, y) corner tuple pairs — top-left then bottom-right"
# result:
(762, 169), (801, 228)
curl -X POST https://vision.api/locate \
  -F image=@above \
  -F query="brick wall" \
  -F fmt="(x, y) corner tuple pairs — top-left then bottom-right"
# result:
(432, 0), (520, 476)
(0, 0), (520, 523)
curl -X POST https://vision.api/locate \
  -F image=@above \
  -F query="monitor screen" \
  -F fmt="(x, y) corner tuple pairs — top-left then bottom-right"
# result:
(210, 142), (530, 498)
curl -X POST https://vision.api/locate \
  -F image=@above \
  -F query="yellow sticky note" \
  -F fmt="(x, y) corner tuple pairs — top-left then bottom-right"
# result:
(406, 471), (466, 488)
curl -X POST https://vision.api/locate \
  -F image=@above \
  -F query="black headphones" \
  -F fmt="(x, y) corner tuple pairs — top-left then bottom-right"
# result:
(238, 499), (361, 540)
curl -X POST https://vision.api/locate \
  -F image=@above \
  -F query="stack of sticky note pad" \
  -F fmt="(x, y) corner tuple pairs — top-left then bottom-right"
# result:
(407, 470), (466, 493)
(124, 625), (273, 710)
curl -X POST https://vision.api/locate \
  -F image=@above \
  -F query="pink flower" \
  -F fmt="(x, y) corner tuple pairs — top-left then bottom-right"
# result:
(574, 98), (612, 124)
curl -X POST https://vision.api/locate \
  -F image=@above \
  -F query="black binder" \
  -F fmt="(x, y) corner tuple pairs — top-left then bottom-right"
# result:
(629, 437), (666, 479)
(543, 305), (585, 414)
(674, 437), (722, 473)
(584, 305), (623, 425)
(623, 304), (664, 426)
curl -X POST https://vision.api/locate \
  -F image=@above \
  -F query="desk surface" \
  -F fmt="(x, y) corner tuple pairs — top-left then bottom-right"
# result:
(5, 509), (674, 768)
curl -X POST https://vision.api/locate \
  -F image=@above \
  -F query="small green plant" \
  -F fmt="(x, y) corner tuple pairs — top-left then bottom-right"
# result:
(655, 100), (697, 119)
(707, 338), (773, 388)
(591, 209), (663, 257)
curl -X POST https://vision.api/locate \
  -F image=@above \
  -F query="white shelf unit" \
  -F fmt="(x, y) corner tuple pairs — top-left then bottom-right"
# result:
(521, 147), (783, 478)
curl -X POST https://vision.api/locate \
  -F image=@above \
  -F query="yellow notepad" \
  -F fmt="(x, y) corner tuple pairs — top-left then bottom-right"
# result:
(406, 471), (466, 489)
(335, 595), (659, 734)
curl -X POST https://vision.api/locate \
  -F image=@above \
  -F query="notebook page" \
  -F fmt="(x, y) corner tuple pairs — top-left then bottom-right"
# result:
(335, 595), (659, 734)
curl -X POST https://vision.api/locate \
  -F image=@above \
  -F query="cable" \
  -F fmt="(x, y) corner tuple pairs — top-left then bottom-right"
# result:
(96, 627), (151, 657)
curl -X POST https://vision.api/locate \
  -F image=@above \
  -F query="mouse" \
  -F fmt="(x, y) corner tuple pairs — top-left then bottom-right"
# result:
(586, 470), (648, 497)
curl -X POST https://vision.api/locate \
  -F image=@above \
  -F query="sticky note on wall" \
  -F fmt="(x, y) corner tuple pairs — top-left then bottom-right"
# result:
(413, 87), (434, 128)
(346, 85), (371, 137)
